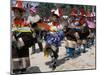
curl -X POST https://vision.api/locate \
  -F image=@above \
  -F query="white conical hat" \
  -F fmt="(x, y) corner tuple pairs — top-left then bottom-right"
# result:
(30, 7), (37, 13)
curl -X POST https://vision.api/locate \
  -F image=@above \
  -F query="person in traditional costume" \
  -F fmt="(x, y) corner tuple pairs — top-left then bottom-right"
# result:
(12, 1), (27, 28)
(70, 6), (78, 18)
(49, 8), (64, 32)
(65, 29), (77, 60)
(11, 0), (30, 73)
(75, 7), (90, 53)
(91, 6), (96, 23)
(26, 6), (43, 54)
(43, 8), (64, 70)
(69, 6), (81, 30)
(75, 6), (86, 55)
(85, 7), (96, 47)
(80, 6), (85, 17)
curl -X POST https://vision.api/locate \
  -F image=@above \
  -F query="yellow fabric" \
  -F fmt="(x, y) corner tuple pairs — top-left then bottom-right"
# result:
(12, 27), (31, 32)
(44, 49), (49, 58)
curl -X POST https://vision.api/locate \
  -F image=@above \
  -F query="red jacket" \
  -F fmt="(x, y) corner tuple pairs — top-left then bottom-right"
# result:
(13, 18), (27, 27)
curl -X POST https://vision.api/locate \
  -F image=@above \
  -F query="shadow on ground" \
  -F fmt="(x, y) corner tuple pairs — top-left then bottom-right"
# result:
(45, 57), (66, 67)
(13, 66), (41, 74)
(25, 66), (41, 73)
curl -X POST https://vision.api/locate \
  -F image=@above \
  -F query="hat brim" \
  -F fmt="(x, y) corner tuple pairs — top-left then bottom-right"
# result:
(86, 16), (93, 18)
(78, 15), (86, 17)
(12, 7), (25, 12)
